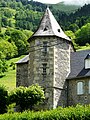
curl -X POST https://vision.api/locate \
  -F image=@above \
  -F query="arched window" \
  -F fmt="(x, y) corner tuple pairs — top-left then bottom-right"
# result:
(77, 82), (84, 95)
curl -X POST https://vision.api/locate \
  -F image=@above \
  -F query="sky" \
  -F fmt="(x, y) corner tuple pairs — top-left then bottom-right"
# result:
(33, 0), (90, 6)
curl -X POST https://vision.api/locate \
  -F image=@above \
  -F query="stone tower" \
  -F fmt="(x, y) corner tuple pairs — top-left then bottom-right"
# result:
(28, 8), (74, 109)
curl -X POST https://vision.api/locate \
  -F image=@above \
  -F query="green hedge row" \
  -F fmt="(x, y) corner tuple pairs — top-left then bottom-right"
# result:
(0, 105), (90, 120)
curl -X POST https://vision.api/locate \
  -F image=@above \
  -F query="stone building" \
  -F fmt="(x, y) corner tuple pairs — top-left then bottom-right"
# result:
(16, 8), (90, 109)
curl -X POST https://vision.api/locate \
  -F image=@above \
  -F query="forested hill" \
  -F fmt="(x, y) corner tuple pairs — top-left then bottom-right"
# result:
(0, 0), (81, 31)
(0, 0), (90, 31)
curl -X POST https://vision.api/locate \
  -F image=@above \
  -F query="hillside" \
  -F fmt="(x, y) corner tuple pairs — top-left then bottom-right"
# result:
(0, 55), (25, 91)
(0, 0), (90, 32)
(51, 2), (80, 13)
(0, 0), (81, 31)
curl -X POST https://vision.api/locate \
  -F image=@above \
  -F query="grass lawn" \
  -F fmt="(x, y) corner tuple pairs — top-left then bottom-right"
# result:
(0, 55), (26, 91)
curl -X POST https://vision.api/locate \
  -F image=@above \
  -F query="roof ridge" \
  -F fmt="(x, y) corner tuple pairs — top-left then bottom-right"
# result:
(46, 8), (55, 35)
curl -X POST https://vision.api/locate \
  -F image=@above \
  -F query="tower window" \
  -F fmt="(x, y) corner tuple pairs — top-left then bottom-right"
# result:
(58, 29), (60, 32)
(42, 63), (47, 75)
(44, 27), (48, 31)
(43, 41), (47, 54)
(77, 82), (84, 95)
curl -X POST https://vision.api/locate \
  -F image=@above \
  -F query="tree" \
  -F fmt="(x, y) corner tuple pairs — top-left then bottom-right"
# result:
(9, 84), (45, 112)
(0, 51), (8, 77)
(9, 29), (29, 56)
(75, 23), (90, 46)
(0, 40), (18, 59)
(68, 23), (79, 32)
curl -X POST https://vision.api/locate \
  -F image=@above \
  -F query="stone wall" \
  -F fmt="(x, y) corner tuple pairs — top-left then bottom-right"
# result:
(28, 38), (54, 87)
(28, 36), (73, 109)
(53, 38), (72, 108)
(16, 63), (28, 87)
(67, 77), (90, 106)
(28, 37), (55, 109)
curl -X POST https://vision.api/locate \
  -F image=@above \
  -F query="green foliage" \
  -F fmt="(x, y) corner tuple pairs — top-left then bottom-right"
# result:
(0, 85), (8, 114)
(68, 23), (79, 32)
(0, 0), (90, 32)
(51, 2), (80, 13)
(0, 59), (8, 77)
(65, 30), (78, 49)
(7, 103), (16, 114)
(0, 27), (32, 59)
(0, 105), (90, 119)
(9, 84), (45, 112)
(75, 23), (90, 46)
(0, 55), (26, 91)
(0, 51), (8, 77)
(0, 40), (18, 59)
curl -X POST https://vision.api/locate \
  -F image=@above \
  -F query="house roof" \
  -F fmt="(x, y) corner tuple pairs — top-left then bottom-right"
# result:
(16, 55), (29, 64)
(68, 50), (90, 79)
(29, 8), (71, 41)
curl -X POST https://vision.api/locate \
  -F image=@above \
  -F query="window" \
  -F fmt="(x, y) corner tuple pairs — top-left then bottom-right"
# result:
(58, 29), (60, 32)
(42, 63), (47, 80)
(43, 41), (47, 54)
(85, 54), (90, 69)
(42, 63), (47, 75)
(77, 82), (84, 95)
(44, 27), (48, 31)
(89, 80), (90, 94)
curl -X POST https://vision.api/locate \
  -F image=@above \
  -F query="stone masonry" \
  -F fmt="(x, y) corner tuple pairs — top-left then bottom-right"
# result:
(67, 77), (90, 106)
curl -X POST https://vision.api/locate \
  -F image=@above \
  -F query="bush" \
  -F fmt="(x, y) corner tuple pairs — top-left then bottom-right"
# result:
(0, 85), (8, 114)
(0, 105), (90, 120)
(9, 84), (45, 112)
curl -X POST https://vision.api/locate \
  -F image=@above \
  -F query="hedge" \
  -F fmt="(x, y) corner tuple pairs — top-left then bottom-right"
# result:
(0, 105), (90, 120)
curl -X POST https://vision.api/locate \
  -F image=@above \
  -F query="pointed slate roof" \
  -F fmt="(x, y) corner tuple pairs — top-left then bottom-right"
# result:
(32, 8), (71, 41)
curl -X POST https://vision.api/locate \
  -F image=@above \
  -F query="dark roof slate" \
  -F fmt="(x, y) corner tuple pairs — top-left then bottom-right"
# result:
(68, 50), (90, 79)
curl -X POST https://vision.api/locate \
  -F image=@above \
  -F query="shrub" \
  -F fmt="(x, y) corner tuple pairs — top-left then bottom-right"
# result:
(0, 85), (8, 114)
(9, 84), (45, 112)
(0, 105), (90, 120)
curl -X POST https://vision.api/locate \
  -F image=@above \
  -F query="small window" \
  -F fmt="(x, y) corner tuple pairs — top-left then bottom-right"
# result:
(77, 82), (84, 95)
(58, 29), (60, 32)
(44, 25), (48, 31)
(44, 27), (48, 31)
(85, 54), (90, 69)
(42, 63), (47, 80)
(85, 59), (90, 69)
(89, 80), (90, 94)
(43, 41), (47, 54)
(42, 63), (47, 75)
